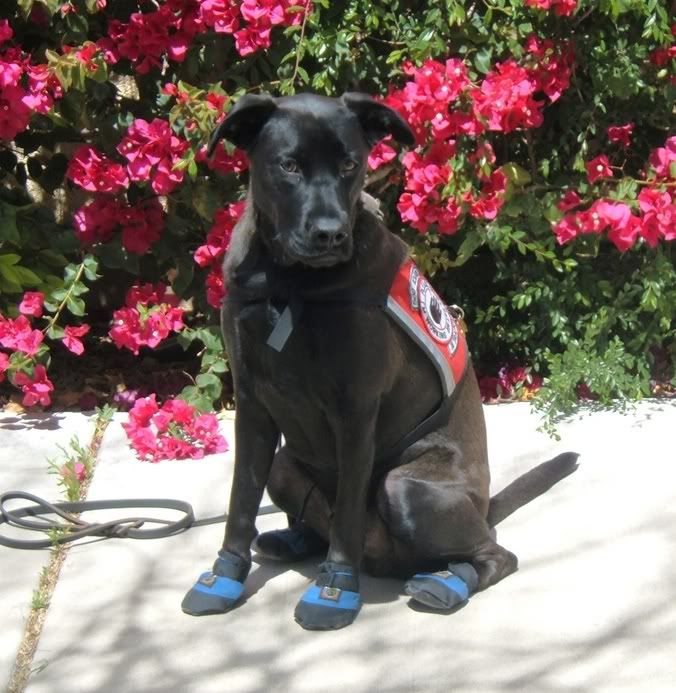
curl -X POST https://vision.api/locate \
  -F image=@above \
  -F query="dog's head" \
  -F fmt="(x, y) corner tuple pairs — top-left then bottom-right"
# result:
(208, 92), (414, 268)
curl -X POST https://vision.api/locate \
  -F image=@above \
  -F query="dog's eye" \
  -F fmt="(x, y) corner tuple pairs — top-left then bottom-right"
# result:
(281, 159), (299, 173)
(340, 159), (358, 173)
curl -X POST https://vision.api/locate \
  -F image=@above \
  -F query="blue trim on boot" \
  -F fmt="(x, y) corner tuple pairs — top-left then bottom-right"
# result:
(182, 549), (249, 617)
(294, 563), (362, 630)
(405, 562), (478, 611)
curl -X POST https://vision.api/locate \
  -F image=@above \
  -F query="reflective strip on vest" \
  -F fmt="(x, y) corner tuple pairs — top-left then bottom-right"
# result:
(384, 259), (468, 397)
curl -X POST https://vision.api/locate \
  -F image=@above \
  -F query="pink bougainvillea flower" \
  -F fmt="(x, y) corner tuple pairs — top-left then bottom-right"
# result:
(109, 283), (184, 355)
(23, 63), (63, 115)
(524, 0), (577, 16)
(13, 364), (54, 407)
(0, 19), (13, 44)
(19, 291), (45, 318)
(585, 155), (613, 184)
(0, 351), (9, 382)
(473, 60), (544, 133)
(0, 84), (32, 141)
(205, 267), (226, 308)
(469, 169), (508, 220)
(62, 324), (90, 355)
(60, 460), (87, 485)
(73, 196), (122, 245)
(0, 315), (44, 356)
(119, 198), (165, 255)
(607, 123), (634, 148)
(194, 201), (245, 269)
(648, 136), (676, 180)
(67, 145), (129, 193)
(525, 36), (575, 103)
(193, 199), (244, 306)
(368, 138), (397, 170)
(122, 395), (228, 462)
(557, 190), (582, 211)
(200, 0), (240, 35)
(117, 118), (189, 195)
(107, 3), (202, 73)
(195, 144), (248, 175)
(638, 187), (675, 244)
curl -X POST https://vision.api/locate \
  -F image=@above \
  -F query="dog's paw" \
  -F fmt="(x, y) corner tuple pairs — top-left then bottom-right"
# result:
(181, 550), (250, 616)
(405, 562), (478, 611)
(252, 524), (327, 562)
(294, 562), (361, 630)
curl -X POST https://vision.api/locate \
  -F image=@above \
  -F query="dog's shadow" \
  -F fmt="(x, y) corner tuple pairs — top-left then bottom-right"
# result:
(245, 554), (405, 606)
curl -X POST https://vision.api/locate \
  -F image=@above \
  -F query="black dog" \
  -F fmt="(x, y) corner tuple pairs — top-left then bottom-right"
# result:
(181, 93), (578, 630)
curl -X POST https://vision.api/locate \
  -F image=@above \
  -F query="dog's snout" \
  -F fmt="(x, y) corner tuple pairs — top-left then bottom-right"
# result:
(309, 219), (349, 250)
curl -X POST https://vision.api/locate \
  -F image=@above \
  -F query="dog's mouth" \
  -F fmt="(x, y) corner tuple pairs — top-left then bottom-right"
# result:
(295, 252), (348, 268)
(285, 241), (353, 268)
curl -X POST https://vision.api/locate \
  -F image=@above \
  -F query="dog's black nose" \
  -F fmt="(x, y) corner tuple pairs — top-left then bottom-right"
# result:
(309, 220), (348, 250)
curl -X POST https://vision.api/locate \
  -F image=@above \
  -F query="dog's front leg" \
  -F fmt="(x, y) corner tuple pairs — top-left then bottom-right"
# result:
(294, 404), (377, 631)
(182, 394), (279, 617)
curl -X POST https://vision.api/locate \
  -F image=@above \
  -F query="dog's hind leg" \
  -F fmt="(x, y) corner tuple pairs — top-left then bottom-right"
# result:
(367, 448), (518, 608)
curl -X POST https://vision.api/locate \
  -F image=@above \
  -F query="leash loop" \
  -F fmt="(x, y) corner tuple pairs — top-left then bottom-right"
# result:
(0, 491), (195, 550)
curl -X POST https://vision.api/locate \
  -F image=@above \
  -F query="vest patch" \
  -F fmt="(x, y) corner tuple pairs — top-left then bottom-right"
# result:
(385, 259), (468, 397)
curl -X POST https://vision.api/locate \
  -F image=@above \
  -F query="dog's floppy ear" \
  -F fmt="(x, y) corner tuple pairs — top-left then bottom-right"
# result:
(208, 94), (277, 156)
(341, 92), (414, 148)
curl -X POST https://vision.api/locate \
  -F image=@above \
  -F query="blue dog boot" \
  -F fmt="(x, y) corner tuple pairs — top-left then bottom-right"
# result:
(181, 549), (250, 616)
(252, 523), (327, 562)
(405, 562), (479, 611)
(294, 562), (361, 630)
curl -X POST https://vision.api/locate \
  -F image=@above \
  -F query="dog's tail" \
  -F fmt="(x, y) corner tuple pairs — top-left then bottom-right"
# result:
(486, 452), (579, 527)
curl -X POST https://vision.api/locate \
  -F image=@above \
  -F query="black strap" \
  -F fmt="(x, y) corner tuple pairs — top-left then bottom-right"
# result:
(0, 491), (279, 550)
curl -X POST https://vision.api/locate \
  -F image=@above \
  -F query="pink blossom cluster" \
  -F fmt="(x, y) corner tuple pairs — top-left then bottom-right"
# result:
(67, 145), (129, 194)
(196, 143), (249, 175)
(0, 20), (62, 141)
(381, 42), (574, 235)
(122, 394), (228, 462)
(193, 201), (246, 307)
(73, 197), (165, 255)
(477, 366), (543, 402)
(1, 290), (93, 407)
(0, 314), (43, 356)
(117, 118), (189, 195)
(98, 0), (311, 72)
(524, 0), (577, 16)
(648, 24), (675, 68)
(109, 283), (185, 355)
(103, 0), (204, 74)
(554, 135), (675, 251)
(396, 142), (458, 234)
(199, 0), (312, 57)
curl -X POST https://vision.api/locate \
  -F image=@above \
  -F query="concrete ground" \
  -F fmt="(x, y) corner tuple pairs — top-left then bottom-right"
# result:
(1, 400), (675, 693)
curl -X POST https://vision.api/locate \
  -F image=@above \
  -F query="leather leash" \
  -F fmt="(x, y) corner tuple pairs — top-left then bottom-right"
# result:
(0, 491), (280, 550)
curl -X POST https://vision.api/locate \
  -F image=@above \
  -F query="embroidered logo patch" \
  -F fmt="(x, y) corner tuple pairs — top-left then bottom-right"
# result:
(416, 276), (458, 352)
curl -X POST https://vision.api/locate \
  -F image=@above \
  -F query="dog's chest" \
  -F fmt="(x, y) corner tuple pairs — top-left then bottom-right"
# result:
(232, 299), (402, 464)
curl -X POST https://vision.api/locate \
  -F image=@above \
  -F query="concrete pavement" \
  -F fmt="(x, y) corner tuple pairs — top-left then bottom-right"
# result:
(0, 413), (96, 690)
(2, 401), (675, 692)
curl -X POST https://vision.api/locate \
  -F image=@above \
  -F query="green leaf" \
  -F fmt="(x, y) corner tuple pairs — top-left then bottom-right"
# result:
(66, 296), (86, 316)
(47, 325), (65, 339)
(474, 50), (492, 75)
(502, 163), (532, 187)
(0, 254), (21, 267)
(449, 232), (485, 267)
(13, 266), (42, 286)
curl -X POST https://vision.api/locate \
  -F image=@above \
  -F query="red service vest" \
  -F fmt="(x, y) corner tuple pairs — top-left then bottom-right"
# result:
(384, 259), (468, 399)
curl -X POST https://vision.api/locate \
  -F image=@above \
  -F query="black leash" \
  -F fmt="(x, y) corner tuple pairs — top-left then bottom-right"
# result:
(0, 491), (280, 550)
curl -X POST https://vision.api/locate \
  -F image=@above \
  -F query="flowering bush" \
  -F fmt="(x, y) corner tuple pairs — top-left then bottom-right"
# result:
(0, 0), (673, 446)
